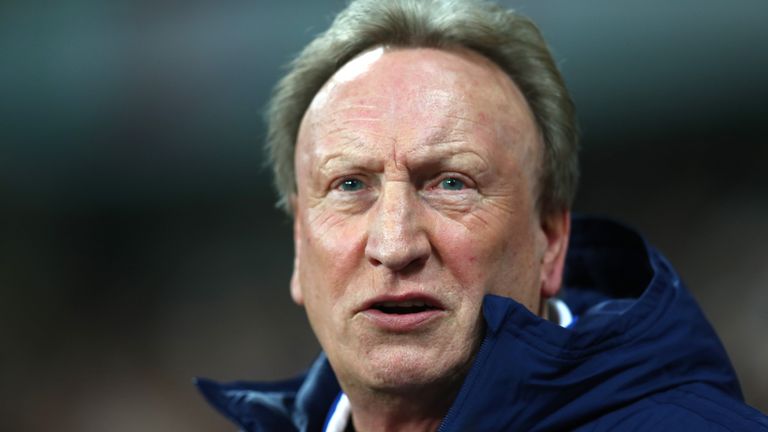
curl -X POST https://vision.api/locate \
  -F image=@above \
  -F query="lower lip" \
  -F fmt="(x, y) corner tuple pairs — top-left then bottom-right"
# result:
(360, 309), (444, 332)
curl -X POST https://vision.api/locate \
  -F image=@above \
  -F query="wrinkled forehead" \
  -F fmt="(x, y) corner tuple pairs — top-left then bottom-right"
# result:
(301, 46), (539, 144)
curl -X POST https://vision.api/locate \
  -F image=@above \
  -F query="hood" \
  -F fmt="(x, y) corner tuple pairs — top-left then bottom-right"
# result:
(197, 216), (742, 432)
(438, 216), (742, 431)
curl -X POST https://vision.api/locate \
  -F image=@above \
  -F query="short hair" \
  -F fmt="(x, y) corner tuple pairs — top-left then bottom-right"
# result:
(266, 0), (579, 215)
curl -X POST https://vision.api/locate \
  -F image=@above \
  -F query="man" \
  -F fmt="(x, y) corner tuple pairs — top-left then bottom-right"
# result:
(197, 0), (768, 430)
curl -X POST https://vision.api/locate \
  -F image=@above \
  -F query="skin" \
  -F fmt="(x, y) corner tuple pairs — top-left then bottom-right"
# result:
(291, 46), (570, 432)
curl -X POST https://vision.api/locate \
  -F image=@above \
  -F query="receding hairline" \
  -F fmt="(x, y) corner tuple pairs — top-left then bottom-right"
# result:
(311, 45), (532, 108)
(267, 0), (579, 216)
(294, 44), (546, 203)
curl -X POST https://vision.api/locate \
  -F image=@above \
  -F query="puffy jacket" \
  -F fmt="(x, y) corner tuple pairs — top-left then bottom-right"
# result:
(197, 217), (768, 431)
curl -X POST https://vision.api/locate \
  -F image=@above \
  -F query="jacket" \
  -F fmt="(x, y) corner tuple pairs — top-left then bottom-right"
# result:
(197, 217), (768, 431)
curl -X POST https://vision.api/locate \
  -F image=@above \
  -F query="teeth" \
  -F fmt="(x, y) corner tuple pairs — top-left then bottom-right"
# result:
(378, 301), (428, 307)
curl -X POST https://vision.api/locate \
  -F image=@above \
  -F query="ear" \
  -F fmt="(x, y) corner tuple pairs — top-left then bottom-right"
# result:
(290, 195), (304, 306)
(539, 209), (570, 299)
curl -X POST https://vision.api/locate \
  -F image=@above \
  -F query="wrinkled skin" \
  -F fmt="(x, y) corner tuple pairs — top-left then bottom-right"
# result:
(291, 47), (570, 431)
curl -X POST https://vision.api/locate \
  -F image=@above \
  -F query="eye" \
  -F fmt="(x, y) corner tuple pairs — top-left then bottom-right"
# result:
(439, 177), (466, 191)
(338, 178), (365, 192)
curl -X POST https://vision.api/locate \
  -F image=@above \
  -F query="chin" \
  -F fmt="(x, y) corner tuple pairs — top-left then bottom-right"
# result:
(355, 344), (472, 393)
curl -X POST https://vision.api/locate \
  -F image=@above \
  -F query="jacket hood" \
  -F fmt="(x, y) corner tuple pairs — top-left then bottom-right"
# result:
(439, 216), (742, 431)
(197, 216), (743, 431)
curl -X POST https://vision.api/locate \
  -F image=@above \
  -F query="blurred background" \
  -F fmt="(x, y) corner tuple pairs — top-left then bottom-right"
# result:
(1, 0), (766, 430)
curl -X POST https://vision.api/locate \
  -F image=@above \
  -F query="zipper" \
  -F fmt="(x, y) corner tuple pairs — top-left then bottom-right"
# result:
(437, 332), (495, 432)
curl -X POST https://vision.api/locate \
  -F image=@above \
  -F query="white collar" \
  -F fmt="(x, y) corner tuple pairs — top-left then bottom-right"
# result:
(323, 393), (351, 432)
(549, 297), (575, 328)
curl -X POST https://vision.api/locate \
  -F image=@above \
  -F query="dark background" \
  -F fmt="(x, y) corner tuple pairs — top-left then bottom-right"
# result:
(2, 1), (766, 430)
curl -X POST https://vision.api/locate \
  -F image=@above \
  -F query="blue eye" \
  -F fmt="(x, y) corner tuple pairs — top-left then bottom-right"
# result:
(339, 178), (365, 191)
(439, 177), (465, 190)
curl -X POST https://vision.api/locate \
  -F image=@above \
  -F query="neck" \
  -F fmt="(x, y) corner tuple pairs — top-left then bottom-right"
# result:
(346, 383), (458, 432)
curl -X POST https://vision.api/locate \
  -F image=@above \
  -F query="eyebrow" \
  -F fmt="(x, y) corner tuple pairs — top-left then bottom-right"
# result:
(314, 152), (381, 184)
(407, 145), (491, 175)
(315, 143), (491, 182)
(314, 136), (387, 174)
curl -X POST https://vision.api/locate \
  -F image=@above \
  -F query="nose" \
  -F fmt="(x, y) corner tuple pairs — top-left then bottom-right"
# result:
(365, 181), (430, 273)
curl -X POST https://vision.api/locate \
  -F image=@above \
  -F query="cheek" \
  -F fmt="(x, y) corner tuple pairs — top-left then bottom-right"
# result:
(299, 210), (368, 297)
(434, 223), (497, 293)
(484, 223), (542, 306)
(434, 212), (537, 300)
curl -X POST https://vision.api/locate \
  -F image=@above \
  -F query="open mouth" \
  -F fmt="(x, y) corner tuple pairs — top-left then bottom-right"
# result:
(361, 296), (444, 331)
(372, 300), (439, 315)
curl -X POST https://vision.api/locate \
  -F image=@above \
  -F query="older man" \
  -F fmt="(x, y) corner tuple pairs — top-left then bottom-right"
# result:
(197, 0), (768, 430)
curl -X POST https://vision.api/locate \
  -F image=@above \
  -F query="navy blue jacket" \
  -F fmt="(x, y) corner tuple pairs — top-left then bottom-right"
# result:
(197, 218), (768, 431)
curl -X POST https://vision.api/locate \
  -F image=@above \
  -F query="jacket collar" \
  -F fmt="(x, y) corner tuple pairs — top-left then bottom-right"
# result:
(196, 355), (340, 432)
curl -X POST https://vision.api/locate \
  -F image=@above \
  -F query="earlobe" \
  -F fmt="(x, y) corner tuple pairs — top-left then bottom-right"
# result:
(291, 257), (304, 305)
(291, 271), (304, 306)
(540, 210), (571, 299)
(290, 196), (305, 306)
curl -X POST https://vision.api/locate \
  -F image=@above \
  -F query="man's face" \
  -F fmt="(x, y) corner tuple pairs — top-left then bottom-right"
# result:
(291, 47), (566, 393)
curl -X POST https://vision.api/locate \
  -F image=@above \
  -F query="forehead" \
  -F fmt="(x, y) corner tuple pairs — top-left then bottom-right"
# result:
(297, 46), (539, 172)
(308, 46), (531, 121)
